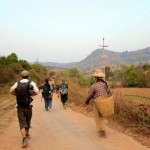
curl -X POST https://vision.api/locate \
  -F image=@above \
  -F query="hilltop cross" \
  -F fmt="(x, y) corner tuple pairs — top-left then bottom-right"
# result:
(99, 38), (108, 78)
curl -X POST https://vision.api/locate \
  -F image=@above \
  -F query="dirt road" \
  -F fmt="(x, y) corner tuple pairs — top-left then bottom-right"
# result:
(0, 94), (149, 150)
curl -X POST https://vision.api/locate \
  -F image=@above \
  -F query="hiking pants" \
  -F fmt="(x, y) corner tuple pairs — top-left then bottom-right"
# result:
(93, 103), (105, 131)
(44, 98), (52, 110)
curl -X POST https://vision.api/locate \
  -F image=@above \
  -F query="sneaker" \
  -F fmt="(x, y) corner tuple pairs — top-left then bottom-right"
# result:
(63, 104), (66, 109)
(26, 134), (31, 140)
(99, 130), (106, 138)
(22, 137), (28, 148)
(48, 107), (51, 112)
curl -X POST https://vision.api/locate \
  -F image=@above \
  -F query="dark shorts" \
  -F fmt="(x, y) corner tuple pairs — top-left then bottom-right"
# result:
(60, 94), (68, 104)
(17, 107), (32, 130)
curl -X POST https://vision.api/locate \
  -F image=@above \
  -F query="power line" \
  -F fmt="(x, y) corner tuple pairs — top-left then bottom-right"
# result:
(104, 0), (144, 37)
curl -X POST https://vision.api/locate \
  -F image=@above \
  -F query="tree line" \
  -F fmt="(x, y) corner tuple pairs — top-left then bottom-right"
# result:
(105, 64), (150, 87)
(57, 65), (150, 88)
(0, 53), (47, 84)
(1, 52), (150, 88)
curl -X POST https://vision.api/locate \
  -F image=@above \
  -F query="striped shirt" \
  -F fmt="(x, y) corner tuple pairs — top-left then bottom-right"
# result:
(86, 81), (111, 104)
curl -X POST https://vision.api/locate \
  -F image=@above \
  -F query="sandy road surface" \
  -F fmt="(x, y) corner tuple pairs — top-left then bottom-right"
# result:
(0, 94), (149, 150)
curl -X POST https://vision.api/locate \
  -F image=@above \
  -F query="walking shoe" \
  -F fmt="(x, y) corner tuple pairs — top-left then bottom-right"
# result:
(22, 137), (28, 148)
(99, 130), (106, 138)
(63, 104), (66, 109)
(48, 107), (51, 112)
(26, 134), (31, 140)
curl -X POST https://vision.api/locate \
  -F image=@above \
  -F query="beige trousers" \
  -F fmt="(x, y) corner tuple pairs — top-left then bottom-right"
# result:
(93, 102), (105, 131)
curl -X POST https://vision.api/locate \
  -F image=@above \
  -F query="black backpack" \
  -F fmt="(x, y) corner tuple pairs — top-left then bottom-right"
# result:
(15, 80), (32, 108)
(42, 83), (51, 97)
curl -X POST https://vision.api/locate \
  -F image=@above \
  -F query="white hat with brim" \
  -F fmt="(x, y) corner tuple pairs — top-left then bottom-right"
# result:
(92, 69), (105, 78)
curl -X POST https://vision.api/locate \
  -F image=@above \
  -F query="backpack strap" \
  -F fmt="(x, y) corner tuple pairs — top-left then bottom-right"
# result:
(100, 80), (112, 94)
(27, 80), (31, 88)
(17, 80), (31, 86)
(27, 80), (31, 86)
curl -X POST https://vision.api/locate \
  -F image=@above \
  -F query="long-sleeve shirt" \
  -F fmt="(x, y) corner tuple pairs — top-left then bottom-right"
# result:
(86, 81), (110, 104)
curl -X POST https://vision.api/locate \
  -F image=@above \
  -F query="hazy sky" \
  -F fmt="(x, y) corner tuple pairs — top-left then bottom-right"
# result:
(0, 0), (150, 63)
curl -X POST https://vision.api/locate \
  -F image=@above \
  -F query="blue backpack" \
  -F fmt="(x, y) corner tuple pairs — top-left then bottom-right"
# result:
(60, 83), (68, 95)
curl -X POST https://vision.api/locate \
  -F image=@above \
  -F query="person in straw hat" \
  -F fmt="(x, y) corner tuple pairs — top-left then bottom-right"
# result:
(85, 69), (112, 137)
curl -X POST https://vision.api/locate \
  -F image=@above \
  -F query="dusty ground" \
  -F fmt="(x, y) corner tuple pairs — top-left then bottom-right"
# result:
(0, 94), (149, 150)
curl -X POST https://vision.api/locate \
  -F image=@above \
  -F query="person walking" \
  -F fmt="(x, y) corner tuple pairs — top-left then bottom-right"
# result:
(10, 70), (39, 148)
(41, 78), (53, 111)
(59, 80), (68, 109)
(85, 69), (112, 138)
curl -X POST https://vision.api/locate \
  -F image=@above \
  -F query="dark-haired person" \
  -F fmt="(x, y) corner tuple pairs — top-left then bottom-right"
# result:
(85, 69), (112, 138)
(59, 80), (68, 109)
(10, 70), (39, 148)
(40, 78), (53, 111)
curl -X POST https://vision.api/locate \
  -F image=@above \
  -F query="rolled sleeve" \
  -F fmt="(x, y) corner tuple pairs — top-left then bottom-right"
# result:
(10, 82), (18, 91)
(31, 82), (39, 93)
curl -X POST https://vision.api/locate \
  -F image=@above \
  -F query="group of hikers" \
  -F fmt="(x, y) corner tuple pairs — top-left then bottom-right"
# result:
(39, 78), (69, 111)
(10, 69), (112, 148)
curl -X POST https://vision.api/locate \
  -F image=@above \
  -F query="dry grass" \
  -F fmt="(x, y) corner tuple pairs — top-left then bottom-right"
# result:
(113, 88), (150, 98)
(110, 90), (150, 147)
(113, 92), (150, 131)
(0, 90), (16, 133)
(66, 78), (93, 117)
(66, 79), (150, 147)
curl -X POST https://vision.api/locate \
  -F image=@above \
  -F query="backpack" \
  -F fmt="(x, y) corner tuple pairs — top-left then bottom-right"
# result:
(60, 83), (68, 95)
(42, 83), (51, 97)
(15, 80), (32, 108)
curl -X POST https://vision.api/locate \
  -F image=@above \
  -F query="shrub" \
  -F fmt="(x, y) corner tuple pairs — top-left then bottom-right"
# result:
(19, 60), (31, 70)
(6, 53), (18, 62)
(114, 92), (150, 135)
(0, 65), (16, 83)
(31, 62), (46, 72)
(9, 62), (23, 74)
(68, 68), (80, 77)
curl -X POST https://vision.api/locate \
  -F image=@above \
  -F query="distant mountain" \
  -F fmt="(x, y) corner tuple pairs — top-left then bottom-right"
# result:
(41, 62), (77, 68)
(41, 47), (150, 70)
(73, 47), (150, 70)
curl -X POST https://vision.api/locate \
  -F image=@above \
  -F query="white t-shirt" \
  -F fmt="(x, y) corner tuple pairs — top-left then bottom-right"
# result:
(11, 79), (39, 93)
(11, 79), (39, 106)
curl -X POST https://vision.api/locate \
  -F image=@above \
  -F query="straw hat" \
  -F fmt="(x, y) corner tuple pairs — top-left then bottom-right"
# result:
(92, 69), (105, 78)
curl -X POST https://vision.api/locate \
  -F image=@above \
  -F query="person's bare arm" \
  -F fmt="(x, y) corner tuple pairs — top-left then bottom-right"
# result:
(10, 88), (16, 95)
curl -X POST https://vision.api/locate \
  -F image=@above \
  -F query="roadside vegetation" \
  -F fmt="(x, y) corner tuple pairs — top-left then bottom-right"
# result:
(107, 64), (150, 88)
(0, 53), (48, 132)
(55, 67), (150, 146)
(0, 53), (150, 146)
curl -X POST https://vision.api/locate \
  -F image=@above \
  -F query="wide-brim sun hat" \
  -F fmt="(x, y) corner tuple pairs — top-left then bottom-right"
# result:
(92, 69), (105, 78)
(21, 70), (29, 77)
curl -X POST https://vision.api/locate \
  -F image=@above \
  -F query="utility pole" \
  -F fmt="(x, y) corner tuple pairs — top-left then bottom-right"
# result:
(99, 38), (108, 79)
